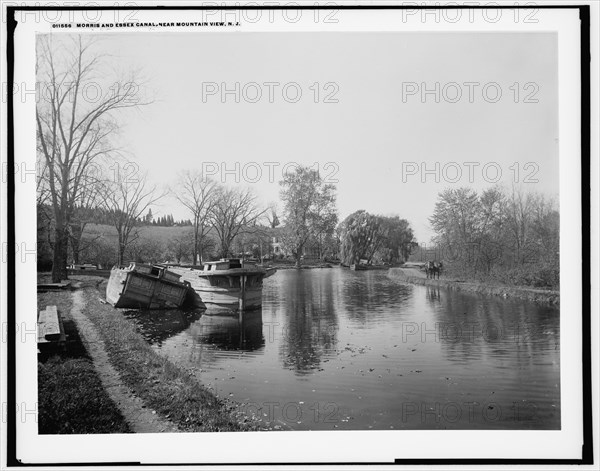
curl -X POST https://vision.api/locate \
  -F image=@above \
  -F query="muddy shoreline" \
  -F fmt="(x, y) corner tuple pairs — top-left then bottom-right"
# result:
(388, 267), (560, 306)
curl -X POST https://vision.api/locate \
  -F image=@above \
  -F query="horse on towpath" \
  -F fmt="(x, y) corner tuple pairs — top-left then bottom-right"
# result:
(425, 261), (442, 279)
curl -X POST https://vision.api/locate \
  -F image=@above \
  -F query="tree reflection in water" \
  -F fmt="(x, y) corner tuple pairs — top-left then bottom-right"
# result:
(276, 270), (338, 375)
(189, 310), (265, 352)
(129, 269), (561, 430)
(341, 271), (413, 324)
(124, 308), (265, 351)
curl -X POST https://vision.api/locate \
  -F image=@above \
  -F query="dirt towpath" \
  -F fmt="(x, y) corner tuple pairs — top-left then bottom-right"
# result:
(388, 267), (559, 305)
(69, 290), (180, 433)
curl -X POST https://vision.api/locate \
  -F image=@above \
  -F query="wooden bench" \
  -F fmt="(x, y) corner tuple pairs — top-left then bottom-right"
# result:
(37, 282), (72, 293)
(37, 305), (66, 348)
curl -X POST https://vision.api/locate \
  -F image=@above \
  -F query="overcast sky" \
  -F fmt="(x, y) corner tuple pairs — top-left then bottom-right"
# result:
(86, 32), (558, 242)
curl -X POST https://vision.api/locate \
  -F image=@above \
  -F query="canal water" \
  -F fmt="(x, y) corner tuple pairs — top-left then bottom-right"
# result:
(124, 268), (560, 430)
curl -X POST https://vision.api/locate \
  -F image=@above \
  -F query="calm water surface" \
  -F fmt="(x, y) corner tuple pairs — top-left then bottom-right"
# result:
(125, 268), (560, 430)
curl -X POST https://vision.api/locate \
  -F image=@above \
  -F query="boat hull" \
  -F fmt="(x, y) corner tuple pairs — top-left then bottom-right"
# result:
(170, 266), (270, 311)
(106, 265), (194, 310)
(350, 264), (389, 271)
(192, 284), (263, 310)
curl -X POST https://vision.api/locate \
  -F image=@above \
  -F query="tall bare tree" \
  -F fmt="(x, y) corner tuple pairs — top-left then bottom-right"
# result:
(173, 171), (217, 264)
(100, 174), (162, 265)
(210, 187), (266, 259)
(68, 170), (103, 264)
(36, 34), (150, 281)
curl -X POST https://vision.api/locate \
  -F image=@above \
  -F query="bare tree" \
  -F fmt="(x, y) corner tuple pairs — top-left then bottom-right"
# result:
(170, 230), (194, 264)
(173, 171), (217, 264)
(36, 158), (54, 261)
(506, 186), (535, 265)
(36, 34), (151, 281)
(68, 170), (103, 264)
(100, 174), (163, 265)
(210, 187), (267, 259)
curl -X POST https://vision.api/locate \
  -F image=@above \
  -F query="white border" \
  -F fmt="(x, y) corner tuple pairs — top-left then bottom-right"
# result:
(2, 1), (596, 466)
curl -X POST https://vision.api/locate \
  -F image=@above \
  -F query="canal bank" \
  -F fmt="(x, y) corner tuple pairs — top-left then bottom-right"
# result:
(388, 267), (560, 305)
(38, 275), (261, 432)
(37, 287), (131, 434)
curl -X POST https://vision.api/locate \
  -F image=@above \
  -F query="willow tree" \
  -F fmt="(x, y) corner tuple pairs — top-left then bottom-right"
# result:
(338, 210), (383, 265)
(36, 34), (150, 281)
(375, 216), (415, 264)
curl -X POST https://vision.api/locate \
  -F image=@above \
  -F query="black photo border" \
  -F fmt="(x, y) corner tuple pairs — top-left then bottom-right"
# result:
(4, 3), (593, 467)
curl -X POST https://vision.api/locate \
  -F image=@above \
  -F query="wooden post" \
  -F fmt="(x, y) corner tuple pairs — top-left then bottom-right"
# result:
(238, 275), (246, 314)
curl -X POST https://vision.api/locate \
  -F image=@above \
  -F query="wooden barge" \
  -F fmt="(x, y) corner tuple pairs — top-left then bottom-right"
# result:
(170, 259), (276, 312)
(106, 263), (204, 310)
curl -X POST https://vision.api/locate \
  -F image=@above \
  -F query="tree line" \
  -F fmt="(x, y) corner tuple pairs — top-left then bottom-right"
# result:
(34, 33), (417, 280)
(427, 186), (559, 288)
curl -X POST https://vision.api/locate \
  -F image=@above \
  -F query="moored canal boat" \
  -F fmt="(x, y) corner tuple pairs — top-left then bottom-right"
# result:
(170, 259), (276, 311)
(106, 263), (204, 309)
(350, 263), (389, 271)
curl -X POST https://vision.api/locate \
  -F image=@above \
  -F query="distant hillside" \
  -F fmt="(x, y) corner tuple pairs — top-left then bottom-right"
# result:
(84, 223), (193, 243)
(39, 220), (272, 270)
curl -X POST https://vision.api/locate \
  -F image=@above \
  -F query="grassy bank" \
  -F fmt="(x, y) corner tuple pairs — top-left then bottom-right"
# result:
(76, 277), (256, 432)
(38, 357), (131, 434)
(388, 267), (560, 305)
(37, 289), (131, 434)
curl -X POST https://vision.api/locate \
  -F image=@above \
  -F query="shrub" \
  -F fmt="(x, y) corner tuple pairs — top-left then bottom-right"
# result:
(489, 263), (559, 289)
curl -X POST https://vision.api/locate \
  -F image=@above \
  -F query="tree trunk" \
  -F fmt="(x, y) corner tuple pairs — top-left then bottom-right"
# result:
(71, 238), (80, 265)
(220, 240), (229, 260)
(51, 226), (68, 282)
(70, 225), (83, 265)
(193, 222), (199, 265)
(198, 233), (203, 264)
(118, 245), (125, 265)
(117, 232), (125, 265)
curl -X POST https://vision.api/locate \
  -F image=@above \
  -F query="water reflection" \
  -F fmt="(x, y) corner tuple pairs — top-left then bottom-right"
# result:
(426, 286), (441, 304)
(267, 270), (338, 375)
(189, 311), (265, 351)
(131, 269), (560, 430)
(123, 309), (203, 346)
(341, 271), (413, 323)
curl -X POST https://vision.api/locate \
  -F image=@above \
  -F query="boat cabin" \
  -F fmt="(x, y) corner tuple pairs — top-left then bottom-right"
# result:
(130, 263), (182, 282)
(106, 262), (192, 309)
(202, 258), (256, 272)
